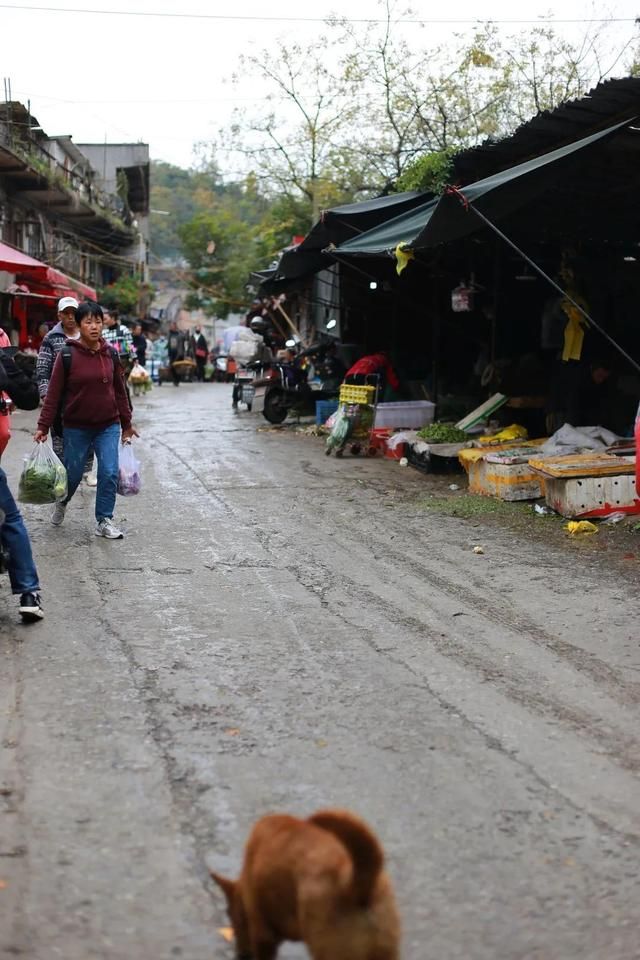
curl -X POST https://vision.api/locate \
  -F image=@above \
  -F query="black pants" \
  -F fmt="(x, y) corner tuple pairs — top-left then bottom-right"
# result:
(169, 357), (180, 385)
(196, 357), (206, 382)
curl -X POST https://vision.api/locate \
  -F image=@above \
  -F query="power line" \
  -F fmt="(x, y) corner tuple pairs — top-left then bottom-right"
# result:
(0, 3), (635, 25)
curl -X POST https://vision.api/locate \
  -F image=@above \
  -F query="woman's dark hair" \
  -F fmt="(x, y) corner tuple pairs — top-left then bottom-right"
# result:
(76, 301), (104, 325)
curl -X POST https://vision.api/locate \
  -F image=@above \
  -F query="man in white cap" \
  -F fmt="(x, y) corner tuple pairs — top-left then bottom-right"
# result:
(35, 297), (96, 482)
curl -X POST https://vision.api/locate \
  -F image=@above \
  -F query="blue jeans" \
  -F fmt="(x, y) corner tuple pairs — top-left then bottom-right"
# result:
(64, 423), (120, 522)
(0, 466), (40, 595)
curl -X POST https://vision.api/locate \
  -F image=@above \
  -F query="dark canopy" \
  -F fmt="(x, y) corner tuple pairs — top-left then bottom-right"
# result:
(263, 190), (429, 287)
(335, 117), (633, 256)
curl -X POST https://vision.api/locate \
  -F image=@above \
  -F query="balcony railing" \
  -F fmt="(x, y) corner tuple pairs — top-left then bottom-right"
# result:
(0, 120), (130, 229)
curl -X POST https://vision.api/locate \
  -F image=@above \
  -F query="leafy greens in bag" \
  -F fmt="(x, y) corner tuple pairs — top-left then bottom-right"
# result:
(18, 442), (67, 504)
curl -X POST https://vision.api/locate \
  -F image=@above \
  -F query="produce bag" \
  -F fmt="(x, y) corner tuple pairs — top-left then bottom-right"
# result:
(128, 361), (150, 383)
(117, 442), (142, 496)
(325, 404), (357, 454)
(18, 442), (67, 504)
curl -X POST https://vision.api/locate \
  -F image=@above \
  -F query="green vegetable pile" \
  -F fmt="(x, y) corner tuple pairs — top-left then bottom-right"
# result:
(416, 422), (468, 443)
(19, 458), (67, 504)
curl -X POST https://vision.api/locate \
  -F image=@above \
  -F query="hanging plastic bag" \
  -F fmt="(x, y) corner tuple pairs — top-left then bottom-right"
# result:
(18, 442), (67, 504)
(117, 442), (142, 496)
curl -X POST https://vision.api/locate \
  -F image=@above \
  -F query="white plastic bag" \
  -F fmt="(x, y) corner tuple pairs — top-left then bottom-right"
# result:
(117, 442), (141, 496)
(18, 442), (67, 504)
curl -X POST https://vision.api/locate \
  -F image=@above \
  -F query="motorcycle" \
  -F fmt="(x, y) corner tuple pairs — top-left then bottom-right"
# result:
(258, 340), (341, 425)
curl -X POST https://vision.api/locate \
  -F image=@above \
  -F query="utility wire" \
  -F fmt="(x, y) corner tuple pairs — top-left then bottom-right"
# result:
(0, 4), (635, 24)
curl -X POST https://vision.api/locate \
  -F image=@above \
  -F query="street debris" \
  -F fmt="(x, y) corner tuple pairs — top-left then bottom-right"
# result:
(473, 545), (485, 554)
(565, 520), (598, 535)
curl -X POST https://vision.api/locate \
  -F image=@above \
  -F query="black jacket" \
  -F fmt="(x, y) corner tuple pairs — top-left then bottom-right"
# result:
(0, 350), (40, 411)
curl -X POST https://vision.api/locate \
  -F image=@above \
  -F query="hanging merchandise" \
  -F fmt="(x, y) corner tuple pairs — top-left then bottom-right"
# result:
(394, 242), (415, 276)
(451, 281), (474, 313)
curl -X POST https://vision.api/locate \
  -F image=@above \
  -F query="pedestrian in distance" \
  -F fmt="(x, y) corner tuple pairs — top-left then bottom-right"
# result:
(33, 301), (139, 540)
(0, 345), (44, 621)
(131, 321), (147, 368)
(167, 320), (185, 387)
(36, 297), (81, 455)
(102, 308), (136, 369)
(192, 325), (208, 382)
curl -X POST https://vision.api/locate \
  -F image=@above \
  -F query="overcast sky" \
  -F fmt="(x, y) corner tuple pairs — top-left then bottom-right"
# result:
(1, 0), (638, 168)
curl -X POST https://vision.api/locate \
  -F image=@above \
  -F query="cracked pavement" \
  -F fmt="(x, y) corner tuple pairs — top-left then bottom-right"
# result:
(1, 382), (639, 959)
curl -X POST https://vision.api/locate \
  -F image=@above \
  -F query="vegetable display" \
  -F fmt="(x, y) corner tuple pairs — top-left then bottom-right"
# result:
(18, 443), (68, 504)
(416, 422), (468, 443)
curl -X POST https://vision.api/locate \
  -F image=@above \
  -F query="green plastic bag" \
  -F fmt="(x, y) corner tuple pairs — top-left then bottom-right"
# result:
(18, 442), (68, 505)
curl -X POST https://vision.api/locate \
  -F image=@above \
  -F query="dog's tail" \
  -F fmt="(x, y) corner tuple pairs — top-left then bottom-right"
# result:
(308, 809), (384, 907)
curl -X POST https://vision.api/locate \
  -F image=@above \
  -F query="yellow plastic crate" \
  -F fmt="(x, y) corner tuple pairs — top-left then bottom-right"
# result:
(339, 383), (376, 405)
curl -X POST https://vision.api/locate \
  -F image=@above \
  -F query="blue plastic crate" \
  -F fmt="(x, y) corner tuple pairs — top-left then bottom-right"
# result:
(316, 399), (339, 425)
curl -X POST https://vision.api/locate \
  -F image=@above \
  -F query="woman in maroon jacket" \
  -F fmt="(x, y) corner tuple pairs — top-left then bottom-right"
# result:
(34, 301), (139, 539)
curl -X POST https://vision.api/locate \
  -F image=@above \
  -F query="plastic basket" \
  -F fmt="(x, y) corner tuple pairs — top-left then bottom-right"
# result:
(316, 399), (339, 425)
(339, 383), (376, 405)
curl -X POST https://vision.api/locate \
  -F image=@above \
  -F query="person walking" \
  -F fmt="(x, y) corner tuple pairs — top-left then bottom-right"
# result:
(0, 346), (44, 621)
(131, 322), (147, 368)
(35, 297), (96, 475)
(167, 320), (185, 387)
(192, 325), (209, 382)
(33, 301), (138, 540)
(102, 308), (136, 366)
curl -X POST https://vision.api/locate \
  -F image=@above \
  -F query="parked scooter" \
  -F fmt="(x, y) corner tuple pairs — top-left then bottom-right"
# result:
(259, 339), (341, 424)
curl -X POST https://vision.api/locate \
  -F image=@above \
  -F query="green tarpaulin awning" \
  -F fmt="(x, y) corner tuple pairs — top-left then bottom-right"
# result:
(335, 117), (633, 257)
(262, 190), (430, 287)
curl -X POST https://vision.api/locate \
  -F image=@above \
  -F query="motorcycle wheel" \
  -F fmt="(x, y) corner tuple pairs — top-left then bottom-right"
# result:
(263, 388), (288, 424)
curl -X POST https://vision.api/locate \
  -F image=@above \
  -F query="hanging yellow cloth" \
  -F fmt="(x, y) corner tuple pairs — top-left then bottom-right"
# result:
(561, 294), (589, 362)
(395, 243), (415, 275)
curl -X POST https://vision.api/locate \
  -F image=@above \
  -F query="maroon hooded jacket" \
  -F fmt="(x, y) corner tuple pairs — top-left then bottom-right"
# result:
(38, 338), (132, 433)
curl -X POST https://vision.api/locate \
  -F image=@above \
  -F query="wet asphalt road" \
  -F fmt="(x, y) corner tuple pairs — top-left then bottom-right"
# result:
(1, 382), (639, 960)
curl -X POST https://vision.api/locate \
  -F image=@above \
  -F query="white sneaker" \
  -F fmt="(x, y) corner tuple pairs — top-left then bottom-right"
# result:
(84, 471), (98, 488)
(95, 518), (124, 540)
(51, 502), (66, 526)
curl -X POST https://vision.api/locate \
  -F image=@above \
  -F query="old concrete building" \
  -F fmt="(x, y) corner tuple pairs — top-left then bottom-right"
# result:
(0, 101), (149, 346)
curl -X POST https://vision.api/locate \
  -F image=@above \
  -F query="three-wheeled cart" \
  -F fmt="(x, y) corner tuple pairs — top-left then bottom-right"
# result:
(325, 377), (380, 457)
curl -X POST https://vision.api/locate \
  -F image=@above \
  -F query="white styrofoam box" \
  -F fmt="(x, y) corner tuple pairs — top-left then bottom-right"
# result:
(374, 401), (436, 429)
(544, 473), (640, 518)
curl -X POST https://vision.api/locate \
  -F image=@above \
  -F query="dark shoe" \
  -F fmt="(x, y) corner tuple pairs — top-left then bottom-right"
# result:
(19, 592), (44, 622)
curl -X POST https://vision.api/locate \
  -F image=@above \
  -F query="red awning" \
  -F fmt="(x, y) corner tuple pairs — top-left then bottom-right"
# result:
(0, 240), (97, 300)
(42, 267), (96, 301)
(0, 240), (48, 276)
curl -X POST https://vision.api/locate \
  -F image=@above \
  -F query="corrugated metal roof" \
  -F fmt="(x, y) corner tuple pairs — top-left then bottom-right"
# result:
(452, 76), (640, 184)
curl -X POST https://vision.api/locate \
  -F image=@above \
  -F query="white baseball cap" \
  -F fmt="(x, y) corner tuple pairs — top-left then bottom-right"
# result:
(57, 296), (79, 312)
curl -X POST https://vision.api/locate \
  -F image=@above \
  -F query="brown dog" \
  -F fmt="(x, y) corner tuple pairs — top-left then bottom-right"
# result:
(211, 808), (400, 960)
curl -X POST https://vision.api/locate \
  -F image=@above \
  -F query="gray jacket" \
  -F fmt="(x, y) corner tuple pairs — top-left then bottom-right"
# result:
(36, 321), (70, 399)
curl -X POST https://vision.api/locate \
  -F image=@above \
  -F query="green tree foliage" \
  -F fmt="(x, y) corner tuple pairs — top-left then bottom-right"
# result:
(98, 274), (154, 316)
(178, 204), (270, 319)
(150, 154), (226, 261)
(213, 3), (639, 201)
(395, 150), (455, 195)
